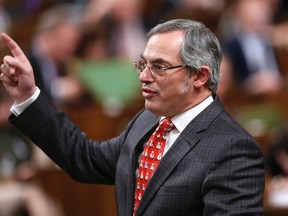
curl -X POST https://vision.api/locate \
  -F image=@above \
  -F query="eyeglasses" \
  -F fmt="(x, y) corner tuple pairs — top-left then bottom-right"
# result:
(134, 60), (186, 79)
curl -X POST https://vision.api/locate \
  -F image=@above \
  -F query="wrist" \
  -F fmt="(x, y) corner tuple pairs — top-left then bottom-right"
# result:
(11, 87), (40, 116)
(15, 86), (38, 104)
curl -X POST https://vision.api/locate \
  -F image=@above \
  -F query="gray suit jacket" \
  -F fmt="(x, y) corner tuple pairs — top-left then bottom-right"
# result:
(9, 93), (265, 216)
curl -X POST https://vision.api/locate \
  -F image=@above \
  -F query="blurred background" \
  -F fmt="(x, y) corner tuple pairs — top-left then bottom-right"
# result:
(1, 0), (288, 215)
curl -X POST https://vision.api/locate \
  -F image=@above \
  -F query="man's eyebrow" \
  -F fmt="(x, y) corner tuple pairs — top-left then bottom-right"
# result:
(151, 58), (169, 64)
(140, 55), (170, 65)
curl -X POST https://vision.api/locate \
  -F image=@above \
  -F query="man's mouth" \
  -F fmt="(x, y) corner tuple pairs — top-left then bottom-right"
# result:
(142, 87), (157, 98)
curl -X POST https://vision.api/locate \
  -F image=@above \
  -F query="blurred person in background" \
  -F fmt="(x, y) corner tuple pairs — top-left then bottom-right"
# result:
(107, 0), (146, 62)
(76, 0), (146, 116)
(220, 0), (283, 95)
(0, 142), (65, 216)
(174, 0), (226, 14)
(27, 4), (86, 106)
(83, 0), (146, 63)
(75, 24), (111, 61)
(265, 123), (288, 207)
(266, 123), (288, 177)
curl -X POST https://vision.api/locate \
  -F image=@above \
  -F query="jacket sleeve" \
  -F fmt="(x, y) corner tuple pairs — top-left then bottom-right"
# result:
(9, 92), (128, 184)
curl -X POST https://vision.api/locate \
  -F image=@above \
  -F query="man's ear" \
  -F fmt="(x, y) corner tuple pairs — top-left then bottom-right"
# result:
(194, 66), (210, 88)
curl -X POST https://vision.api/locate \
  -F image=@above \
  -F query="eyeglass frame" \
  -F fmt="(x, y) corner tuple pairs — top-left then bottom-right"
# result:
(134, 60), (186, 79)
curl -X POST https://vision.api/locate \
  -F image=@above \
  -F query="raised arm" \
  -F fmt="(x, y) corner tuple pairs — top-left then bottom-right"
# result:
(0, 33), (36, 103)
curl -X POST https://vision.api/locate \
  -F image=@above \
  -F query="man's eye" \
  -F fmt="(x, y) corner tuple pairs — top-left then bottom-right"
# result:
(153, 64), (165, 70)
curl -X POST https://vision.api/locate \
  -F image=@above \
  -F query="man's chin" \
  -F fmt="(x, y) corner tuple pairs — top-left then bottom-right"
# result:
(144, 101), (163, 116)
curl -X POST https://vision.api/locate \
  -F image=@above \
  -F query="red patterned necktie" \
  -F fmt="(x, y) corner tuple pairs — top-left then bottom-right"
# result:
(133, 118), (175, 215)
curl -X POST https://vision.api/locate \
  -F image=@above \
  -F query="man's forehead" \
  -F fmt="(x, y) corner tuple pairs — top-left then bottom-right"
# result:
(143, 31), (184, 63)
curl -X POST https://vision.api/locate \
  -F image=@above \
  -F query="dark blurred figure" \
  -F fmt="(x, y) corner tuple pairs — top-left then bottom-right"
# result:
(266, 124), (288, 177)
(141, 0), (176, 32)
(83, 0), (147, 63)
(75, 24), (111, 61)
(27, 4), (86, 106)
(220, 0), (283, 95)
(265, 123), (288, 207)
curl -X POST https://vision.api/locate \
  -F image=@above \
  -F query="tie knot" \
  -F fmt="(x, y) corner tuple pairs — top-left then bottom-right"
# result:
(159, 118), (174, 133)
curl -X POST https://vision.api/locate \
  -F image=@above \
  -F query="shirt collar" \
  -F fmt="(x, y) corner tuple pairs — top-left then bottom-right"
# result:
(161, 95), (213, 133)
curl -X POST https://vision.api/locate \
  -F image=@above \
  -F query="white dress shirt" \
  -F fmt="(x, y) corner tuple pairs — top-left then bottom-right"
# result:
(10, 87), (40, 116)
(163, 95), (213, 155)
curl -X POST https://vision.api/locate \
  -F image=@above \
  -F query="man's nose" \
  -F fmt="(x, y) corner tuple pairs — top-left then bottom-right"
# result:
(139, 67), (154, 82)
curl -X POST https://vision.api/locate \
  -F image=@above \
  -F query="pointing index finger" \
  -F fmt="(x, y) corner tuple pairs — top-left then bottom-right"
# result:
(1, 33), (28, 63)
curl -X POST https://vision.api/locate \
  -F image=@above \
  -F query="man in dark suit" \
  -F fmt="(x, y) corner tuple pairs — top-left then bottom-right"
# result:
(28, 4), (85, 105)
(220, 0), (282, 95)
(0, 19), (265, 215)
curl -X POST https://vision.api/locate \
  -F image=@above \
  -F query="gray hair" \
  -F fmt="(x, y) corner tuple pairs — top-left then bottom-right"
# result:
(35, 4), (82, 34)
(147, 19), (222, 92)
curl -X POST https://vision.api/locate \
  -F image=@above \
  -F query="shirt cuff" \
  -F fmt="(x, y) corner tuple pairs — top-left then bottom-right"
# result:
(10, 87), (41, 116)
